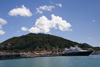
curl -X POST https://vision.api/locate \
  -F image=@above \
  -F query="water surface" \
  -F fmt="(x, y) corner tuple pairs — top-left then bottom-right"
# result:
(0, 55), (100, 67)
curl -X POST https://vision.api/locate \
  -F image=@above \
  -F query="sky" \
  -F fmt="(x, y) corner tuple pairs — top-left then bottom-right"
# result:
(0, 0), (100, 47)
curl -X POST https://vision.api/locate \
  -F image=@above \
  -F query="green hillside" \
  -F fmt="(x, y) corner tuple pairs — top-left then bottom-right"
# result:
(0, 33), (93, 52)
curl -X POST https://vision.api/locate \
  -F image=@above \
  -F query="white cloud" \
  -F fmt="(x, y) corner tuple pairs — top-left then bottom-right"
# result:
(28, 14), (72, 33)
(0, 18), (7, 35)
(21, 27), (28, 31)
(29, 27), (41, 33)
(35, 16), (52, 33)
(35, 5), (55, 14)
(51, 14), (71, 31)
(0, 30), (5, 35)
(36, 8), (43, 14)
(56, 3), (62, 7)
(92, 20), (95, 22)
(39, 5), (55, 11)
(50, 1), (62, 7)
(8, 5), (32, 17)
(0, 18), (7, 25)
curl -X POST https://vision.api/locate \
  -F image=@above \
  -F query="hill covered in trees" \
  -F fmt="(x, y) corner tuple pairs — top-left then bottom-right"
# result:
(0, 33), (96, 52)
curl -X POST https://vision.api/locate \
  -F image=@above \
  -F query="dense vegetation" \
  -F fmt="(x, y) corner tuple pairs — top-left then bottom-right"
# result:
(0, 33), (98, 52)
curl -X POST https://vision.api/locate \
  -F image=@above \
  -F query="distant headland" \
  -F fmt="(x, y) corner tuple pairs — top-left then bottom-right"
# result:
(0, 33), (100, 53)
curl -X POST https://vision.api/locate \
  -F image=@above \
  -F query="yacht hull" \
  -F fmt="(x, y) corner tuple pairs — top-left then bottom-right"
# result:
(62, 51), (93, 56)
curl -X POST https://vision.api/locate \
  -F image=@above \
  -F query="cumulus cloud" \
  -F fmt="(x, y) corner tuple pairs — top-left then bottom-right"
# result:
(0, 18), (7, 25)
(35, 5), (55, 14)
(28, 14), (72, 33)
(29, 27), (41, 33)
(35, 16), (52, 33)
(21, 27), (28, 31)
(0, 18), (7, 35)
(8, 5), (32, 17)
(56, 3), (62, 7)
(0, 30), (5, 35)
(51, 14), (71, 31)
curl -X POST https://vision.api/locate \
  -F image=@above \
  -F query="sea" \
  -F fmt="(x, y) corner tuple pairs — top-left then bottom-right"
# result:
(0, 55), (100, 67)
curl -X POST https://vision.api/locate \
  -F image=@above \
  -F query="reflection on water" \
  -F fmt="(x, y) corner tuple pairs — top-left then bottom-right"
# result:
(0, 55), (100, 67)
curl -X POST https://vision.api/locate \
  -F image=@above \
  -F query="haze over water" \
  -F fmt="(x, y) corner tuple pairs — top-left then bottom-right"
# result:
(0, 55), (100, 67)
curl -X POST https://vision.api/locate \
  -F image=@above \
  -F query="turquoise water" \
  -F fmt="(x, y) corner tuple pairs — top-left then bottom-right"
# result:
(0, 55), (100, 67)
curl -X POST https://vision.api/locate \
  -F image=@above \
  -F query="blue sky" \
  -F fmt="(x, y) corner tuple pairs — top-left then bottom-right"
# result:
(0, 0), (100, 47)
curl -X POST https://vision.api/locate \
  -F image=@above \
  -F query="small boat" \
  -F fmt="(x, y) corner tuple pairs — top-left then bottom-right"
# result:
(62, 45), (93, 56)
